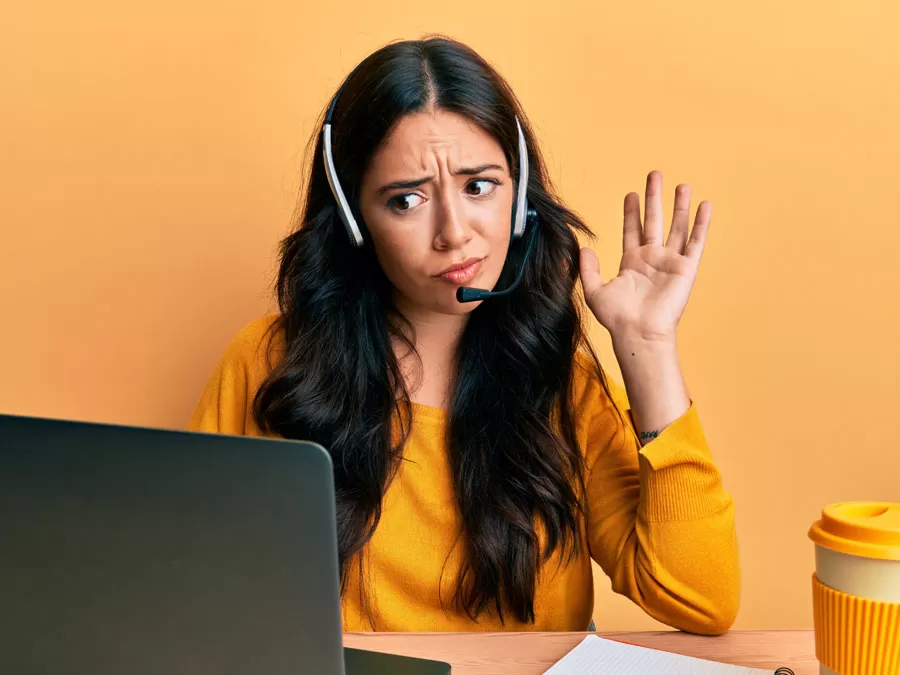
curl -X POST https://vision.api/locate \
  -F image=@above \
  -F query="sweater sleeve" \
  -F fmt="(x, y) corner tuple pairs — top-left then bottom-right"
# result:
(187, 317), (277, 436)
(581, 363), (741, 635)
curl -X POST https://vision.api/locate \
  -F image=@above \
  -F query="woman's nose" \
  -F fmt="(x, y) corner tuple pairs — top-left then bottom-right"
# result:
(433, 195), (473, 250)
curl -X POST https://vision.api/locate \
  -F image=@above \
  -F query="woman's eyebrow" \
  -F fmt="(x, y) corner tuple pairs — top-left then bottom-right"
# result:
(376, 164), (505, 195)
(454, 163), (504, 176)
(377, 177), (433, 195)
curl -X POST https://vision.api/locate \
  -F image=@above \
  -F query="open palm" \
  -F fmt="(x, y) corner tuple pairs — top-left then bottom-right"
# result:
(580, 171), (711, 343)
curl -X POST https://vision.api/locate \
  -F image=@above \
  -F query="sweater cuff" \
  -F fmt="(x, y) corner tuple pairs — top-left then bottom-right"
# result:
(635, 403), (731, 523)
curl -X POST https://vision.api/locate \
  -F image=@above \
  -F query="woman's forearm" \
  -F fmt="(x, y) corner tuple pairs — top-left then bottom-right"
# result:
(612, 336), (691, 443)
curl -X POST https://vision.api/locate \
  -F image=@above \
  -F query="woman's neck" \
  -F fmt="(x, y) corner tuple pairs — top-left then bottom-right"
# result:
(392, 301), (469, 411)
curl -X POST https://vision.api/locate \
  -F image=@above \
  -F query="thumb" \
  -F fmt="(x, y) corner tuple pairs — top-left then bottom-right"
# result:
(578, 247), (604, 299)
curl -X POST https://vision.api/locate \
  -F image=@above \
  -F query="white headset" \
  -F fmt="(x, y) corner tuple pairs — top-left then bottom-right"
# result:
(321, 88), (533, 248)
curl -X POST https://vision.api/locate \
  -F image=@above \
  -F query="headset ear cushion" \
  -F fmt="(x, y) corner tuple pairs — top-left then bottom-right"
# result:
(511, 207), (538, 239)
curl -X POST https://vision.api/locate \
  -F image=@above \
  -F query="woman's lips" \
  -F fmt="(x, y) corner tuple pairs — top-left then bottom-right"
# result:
(436, 258), (484, 285)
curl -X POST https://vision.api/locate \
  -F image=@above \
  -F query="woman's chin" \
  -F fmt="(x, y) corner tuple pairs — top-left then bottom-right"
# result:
(429, 285), (485, 315)
(398, 280), (494, 316)
(436, 290), (481, 315)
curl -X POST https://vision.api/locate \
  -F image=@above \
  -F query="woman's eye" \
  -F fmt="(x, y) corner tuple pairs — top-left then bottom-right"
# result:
(388, 193), (424, 212)
(466, 179), (499, 197)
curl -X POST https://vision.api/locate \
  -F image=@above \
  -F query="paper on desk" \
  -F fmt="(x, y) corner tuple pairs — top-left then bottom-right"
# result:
(543, 635), (772, 675)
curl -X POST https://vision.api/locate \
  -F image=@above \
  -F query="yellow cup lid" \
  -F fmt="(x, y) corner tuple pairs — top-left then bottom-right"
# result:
(808, 502), (900, 561)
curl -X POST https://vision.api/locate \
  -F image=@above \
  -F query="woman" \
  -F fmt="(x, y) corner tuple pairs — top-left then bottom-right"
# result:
(189, 37), (740, 634)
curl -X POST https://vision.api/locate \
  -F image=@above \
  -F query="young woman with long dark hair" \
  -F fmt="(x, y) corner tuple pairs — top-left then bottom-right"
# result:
(190, 37), (740, 634)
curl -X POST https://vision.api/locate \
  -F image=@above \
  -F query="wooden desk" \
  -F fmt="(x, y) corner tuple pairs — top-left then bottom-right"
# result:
(344, 630), (817, 674)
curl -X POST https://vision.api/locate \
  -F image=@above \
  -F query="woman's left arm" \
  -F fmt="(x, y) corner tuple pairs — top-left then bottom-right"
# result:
(580, 171), (710, 438)
(579, 171), (740, 633)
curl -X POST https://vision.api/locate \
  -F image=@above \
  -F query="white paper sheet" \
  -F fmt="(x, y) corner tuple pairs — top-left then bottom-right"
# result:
(544, 635), (774, 674)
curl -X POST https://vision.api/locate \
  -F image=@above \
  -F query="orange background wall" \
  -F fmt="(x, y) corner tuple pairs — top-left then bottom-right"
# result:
(3, 1), (899, 631)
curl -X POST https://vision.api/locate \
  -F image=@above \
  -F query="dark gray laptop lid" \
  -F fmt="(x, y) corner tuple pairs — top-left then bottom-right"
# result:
(0, 413), (346, 675)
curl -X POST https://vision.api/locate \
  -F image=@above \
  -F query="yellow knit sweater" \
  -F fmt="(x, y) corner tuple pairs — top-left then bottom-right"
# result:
(189, 316), (740, 634)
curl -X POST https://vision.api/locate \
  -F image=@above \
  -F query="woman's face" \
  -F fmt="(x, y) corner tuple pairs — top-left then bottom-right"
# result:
(359, 109), (514, 317)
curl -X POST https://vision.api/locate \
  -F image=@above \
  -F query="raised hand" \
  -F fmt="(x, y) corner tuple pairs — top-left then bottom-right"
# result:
(580, 171), (710, 344)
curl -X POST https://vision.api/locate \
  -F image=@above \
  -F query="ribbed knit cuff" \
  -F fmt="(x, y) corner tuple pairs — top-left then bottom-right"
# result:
(636, 404), (730, 522)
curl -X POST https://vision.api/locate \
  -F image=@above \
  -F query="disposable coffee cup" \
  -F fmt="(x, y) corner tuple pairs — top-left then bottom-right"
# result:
(808, 502), (900, 675)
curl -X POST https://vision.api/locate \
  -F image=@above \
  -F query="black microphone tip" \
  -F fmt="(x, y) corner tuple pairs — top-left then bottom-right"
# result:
(456, 287), (490, 303)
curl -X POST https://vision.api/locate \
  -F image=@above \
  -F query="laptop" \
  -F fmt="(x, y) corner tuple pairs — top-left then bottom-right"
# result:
(0, 413), (451, 675)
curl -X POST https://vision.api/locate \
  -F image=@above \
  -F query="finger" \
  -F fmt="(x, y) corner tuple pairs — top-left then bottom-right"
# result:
(685, 200), (712, 260)
(666, 184), (692, 253)
(578, 247), (604, 299)
(623, 192), (642, 251)
(643, 171), (664, 245)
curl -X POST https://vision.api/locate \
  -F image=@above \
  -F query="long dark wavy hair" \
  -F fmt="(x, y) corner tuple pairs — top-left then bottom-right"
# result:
(253, 36), (609, 625)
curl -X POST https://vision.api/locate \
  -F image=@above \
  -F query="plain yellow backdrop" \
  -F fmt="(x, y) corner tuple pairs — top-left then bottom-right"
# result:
(2, 0), (899, 631)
